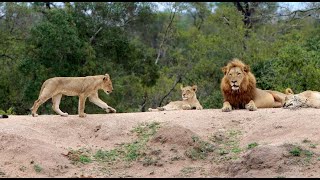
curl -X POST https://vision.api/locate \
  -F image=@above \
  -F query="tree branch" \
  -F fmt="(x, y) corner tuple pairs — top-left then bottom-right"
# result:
(140, 91), (148, 112)
(158, 75), (181, 107)
(285, 7), (320, 16)
(234, 2), (246, 14)
(89, 27), (103, 44)
(155, 4), (177, 65)
(0, 54), (14, 60)
(222, 16), (230, 26)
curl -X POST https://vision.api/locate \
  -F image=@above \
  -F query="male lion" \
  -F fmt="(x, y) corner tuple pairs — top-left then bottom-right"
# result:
(31, 73), (116, 117)
(220, 58), (288, 112)
(283, 90), (320, 109)
(148, 85), (203, 112)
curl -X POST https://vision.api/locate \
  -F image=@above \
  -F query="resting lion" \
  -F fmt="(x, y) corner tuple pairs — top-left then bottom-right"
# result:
(283, 90), (320, 109)
(148, 85), (203, 112)
(31, 73), (116, 117)
(220, 58), (289, 112)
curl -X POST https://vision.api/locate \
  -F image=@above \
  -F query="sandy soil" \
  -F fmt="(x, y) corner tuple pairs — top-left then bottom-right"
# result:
(0, 108), (320, 178)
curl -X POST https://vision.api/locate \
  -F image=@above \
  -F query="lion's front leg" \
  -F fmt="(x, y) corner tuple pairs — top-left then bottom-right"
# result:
(245, 100), (257, 111)
(222, 101), (232, 112)
(196, 104), (203, 110)
(182, 104), (192, 110)
(52, 94), (68, 117)
(78, 95), (87, 118)
(89, 93), (116, 113)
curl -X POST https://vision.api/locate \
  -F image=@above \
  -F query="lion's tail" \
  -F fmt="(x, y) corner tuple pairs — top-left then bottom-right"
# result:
(285, 88), (294, 95)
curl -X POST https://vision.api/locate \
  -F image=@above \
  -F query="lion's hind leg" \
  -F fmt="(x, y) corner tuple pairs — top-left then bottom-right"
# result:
(273, 101), (283, 108)
(31, 95), (52, 117)
(271, 93), (286, 108)
(52, 94), (68, 116)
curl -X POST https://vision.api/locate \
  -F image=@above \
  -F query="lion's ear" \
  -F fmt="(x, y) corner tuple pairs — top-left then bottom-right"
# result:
(180, 84), (183, 90)
(192, 85), (197, 92)
(244, 65), (250, 73)
(103, 74), (110, 81)
(222, 66), (228, 75)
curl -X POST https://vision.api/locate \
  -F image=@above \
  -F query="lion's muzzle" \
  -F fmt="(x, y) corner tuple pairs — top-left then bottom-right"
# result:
(230, 81), (239, 91)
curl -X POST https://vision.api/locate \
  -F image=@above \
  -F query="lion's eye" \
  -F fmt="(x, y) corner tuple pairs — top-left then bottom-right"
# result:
(237, 73), (241, 76)
(229, 74), (232, 76)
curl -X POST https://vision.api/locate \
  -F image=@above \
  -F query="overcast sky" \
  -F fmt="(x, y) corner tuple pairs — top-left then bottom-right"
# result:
(155, 2), (309, 12)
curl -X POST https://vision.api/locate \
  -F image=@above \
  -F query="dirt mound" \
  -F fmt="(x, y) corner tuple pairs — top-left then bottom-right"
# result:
(150, 124), (198, 148)
(0, 133), (70, 178)
(227, 145), (286, 177)
(1, 109), (320, 177)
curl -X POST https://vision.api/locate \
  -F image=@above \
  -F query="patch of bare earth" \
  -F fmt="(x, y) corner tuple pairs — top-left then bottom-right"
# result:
(0, 108), (320, 177)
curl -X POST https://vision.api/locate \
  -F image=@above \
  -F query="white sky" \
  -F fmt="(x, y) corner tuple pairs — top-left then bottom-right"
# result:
(155, 2), (309, 12)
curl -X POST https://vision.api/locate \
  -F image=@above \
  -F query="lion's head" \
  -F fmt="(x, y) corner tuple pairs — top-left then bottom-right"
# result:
(283, 94), (307, 109)
(220, 58), (257, 109)
(102, 73), (113, 94)
(181, 85), (197, 100)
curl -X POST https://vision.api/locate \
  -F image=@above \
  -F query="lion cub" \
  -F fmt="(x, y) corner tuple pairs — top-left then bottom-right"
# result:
(148, 85), (203, 112)
(31, 73), (116, 118)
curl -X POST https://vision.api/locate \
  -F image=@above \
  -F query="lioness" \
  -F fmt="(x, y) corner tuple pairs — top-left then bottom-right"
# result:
(221, 58), (288, 112)
(283, 90), (320, 109)
(148, 85), (203, 111)
(31, 73), (116, 117)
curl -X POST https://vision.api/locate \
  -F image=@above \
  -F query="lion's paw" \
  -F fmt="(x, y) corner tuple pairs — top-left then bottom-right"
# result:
(79, 113), (87, 118)
(196, 106), (203, 110)
(245, 101), (257, 111)
(32, 113), (39, 117)
(222, 106), (232, 112)
(60, 113), (69, 117)
(157, 107), (165, 111)
(106, 107), (116, 113)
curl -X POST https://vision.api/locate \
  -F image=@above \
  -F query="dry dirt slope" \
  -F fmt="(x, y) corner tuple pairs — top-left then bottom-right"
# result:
(0, 108), (320, 178)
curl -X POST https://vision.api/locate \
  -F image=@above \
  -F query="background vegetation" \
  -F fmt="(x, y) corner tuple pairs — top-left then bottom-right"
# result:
(1, 2), (320, 115)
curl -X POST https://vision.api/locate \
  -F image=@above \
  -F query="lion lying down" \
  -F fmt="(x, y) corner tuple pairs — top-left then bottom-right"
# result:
(220, 58), (290, 112)
(31, 73), (116, 117)
(148, 85), (203, 112)
(283, 90), (320, 109)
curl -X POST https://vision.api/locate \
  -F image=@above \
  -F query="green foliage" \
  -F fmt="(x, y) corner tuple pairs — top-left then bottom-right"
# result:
(66, 148), (92, 165)
(247, 142), (259, 149)
(33, 164), (43, 173)
(1, 2), (320, 114)
(185, 136), (215, 160)
(72, 122), (161, 165)
(0, 107), (16, 115)
(94, 149), (119, 162)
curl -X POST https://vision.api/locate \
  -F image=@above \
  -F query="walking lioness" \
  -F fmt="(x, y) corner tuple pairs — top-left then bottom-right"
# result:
(31, 73), (116, 117)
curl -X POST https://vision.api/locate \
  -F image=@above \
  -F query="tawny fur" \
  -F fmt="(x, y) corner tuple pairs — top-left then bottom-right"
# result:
(148, 85), (203, 112)
(220, 58), (288, 112)
(31, 73), (116, 118)
(283, 90), (320, 109)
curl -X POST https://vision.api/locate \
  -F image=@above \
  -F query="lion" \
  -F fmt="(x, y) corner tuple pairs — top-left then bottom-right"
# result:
(31, 73), (116, 118)
(220, 58), (289, 112)
(283, 90), (320, 109)
(148, 85), (203, 112)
